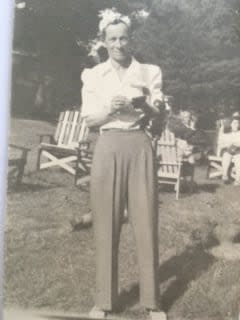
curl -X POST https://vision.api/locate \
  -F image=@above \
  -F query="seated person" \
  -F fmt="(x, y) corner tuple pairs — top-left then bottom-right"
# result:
(176, 109), (196, 163)
(219, 113), (240, 185)
(176, 139), (195, 164)
(179, 108), (197, 129)
(168, 108), (207, 163)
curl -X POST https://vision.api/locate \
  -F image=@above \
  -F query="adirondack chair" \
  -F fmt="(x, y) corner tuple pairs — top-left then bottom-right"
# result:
(155, 127), (194, 200)
(37, 110), (91, 182)
(8, 144), (30, 185)
(207, 120), (237, 179)
(75, 138), (93, 186)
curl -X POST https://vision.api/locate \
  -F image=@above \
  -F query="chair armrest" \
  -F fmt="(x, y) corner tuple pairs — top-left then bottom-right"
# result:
(78, 140), (91, 149)
(9, 144), (30, 152)
(205, 148), (214, 157)
(8, 144), (30, 160)
(76, 141), (93, 158)
(38, 134), (55, 144)
(159, 161), (182, 165)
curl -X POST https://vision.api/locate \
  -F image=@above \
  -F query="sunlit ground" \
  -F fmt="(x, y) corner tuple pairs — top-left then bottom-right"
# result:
(4, 118), (240, 320)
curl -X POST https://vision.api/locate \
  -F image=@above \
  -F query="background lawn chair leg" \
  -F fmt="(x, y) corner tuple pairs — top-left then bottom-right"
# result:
(37, 148), (42, 170)
(8, 145), (30, 185)
(16, 160), (25, 185)
(74, 156), (79, 186)
(189, 167), (195, 193)
(176, 164), (182, 200)
(175, 180), (180, 200)
(206, 163), (211, 179)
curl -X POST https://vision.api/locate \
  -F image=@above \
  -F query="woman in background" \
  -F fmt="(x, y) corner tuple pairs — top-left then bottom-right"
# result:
(220, 113), (240, 185)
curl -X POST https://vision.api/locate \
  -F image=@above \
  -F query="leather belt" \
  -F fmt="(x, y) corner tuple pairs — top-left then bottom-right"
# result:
(101, 128), (141, 133)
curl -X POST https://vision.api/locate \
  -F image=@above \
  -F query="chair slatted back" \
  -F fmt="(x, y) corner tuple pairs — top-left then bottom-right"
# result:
(54, 110), (89, 148)
(156, 128), (180, 178)
(54, 111), (65, 143)
(73, 116), (89, 145)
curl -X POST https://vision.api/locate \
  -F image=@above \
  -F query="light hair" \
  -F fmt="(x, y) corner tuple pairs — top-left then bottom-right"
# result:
(98, 8), (131, 39)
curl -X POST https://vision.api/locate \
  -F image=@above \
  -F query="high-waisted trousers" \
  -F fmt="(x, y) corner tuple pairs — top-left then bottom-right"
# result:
(91, 130), (160, 311)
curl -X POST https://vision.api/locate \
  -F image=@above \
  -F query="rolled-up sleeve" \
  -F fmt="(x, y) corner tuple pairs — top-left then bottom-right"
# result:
(148, 65), (164, 106)
(81, 68), (102, 117)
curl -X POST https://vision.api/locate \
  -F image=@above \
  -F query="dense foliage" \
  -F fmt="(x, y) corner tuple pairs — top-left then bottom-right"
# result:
(12, 0), (240, 127)
(133, 0), (240, 126)
(234, 0), (240, 42)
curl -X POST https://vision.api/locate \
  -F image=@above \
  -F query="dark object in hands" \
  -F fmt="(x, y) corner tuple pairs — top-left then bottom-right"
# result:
(132, 96), (147, 110)
(132, 96), (166, 113)
(227, 145), (240, 155)
(154, 99), (166, 112)
(132, 96), (160, 116)
(132, 96), (166, 137)
(131, 96), (153, 132)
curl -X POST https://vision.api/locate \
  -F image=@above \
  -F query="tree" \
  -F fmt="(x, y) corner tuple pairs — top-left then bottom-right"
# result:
(234, 0), (240, 42)
(13, 0), (240, 126)
(132, 0), (240, 127)
(12, 0), (142, 117)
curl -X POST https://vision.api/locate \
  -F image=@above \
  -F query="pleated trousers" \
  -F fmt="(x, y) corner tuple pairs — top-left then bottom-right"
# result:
(91, 130), (160, 311)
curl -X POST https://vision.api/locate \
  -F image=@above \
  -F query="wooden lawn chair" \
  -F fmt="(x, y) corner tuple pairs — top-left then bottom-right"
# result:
(75, 138), (93, 186)
(37, 110), (91, 182)
(207, 121), (236, 179)
(8, 144), (30, 184)
(156, 127), (194, 200)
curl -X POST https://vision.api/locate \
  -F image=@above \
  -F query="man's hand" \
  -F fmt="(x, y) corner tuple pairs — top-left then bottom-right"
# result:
(110, 96), (133, 114)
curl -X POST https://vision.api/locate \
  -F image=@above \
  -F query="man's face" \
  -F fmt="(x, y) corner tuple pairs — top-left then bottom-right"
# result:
(104, 22), (131, 63)
(231, 119), (240, 132)
(180, 110), (191, 126)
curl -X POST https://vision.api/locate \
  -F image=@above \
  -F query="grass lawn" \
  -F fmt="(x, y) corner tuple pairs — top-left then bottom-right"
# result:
(4, 118), (240, 319)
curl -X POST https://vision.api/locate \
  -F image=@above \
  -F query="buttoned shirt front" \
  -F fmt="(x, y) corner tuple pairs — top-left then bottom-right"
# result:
(81, 57), (163, 130)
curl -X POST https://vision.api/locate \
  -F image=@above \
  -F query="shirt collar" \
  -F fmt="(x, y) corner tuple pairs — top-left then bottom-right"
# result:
(99, 57), (142, 78)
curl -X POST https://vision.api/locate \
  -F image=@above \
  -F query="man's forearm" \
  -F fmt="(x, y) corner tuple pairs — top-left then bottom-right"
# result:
(84, 110), (115, 128)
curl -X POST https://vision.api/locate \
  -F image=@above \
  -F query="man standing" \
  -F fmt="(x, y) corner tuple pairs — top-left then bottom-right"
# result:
(81, 9), (166, 320)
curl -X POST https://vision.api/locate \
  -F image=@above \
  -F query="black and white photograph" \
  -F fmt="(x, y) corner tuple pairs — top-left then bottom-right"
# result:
(4, 0), (240, 319)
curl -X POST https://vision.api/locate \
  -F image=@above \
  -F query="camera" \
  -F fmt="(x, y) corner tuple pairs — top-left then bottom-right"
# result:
(131, 96), (146, 109)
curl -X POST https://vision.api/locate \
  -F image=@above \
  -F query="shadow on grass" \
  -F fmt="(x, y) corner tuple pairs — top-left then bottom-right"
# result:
(7, 182), (62, 193)
(117, 238), (217, 312)
(158, 182), (197, 197)
(41, 315), (91, 320)
(179, 182), (220, 195)
(158, 181), (220, 196)
(41, 314), (117, 320)
(233, 231), (240, 243)
(75, 183), (90, 193)
(196, 182), (220, 193)
(159, 244), (216, 312)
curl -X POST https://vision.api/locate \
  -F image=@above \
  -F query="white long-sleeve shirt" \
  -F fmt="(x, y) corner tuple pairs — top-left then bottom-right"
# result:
(81, 57), (163, 130)
(219, 131), (240, 149)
